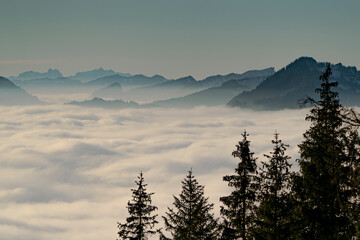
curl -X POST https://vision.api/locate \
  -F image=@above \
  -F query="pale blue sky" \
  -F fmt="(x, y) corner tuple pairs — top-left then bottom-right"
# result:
(1, 0), (359, 79)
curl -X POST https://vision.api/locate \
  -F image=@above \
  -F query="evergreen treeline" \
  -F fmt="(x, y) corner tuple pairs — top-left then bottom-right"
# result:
(117, 65), (360, 239)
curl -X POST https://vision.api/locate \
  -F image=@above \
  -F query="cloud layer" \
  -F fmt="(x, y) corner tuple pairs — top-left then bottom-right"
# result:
(0, 105), (310, 239)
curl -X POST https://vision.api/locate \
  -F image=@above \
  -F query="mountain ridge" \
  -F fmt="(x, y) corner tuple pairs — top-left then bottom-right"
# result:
(9, 68), (63, 81)
(69, 68), (131, 82)
(228, 57), (360, 110)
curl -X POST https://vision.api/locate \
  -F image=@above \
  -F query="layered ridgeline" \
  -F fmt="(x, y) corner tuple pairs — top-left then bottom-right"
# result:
(91, 83), (123, 99)
(11, 68), (134, 95)
(9, 68), (62, 81)
(8, 67), (274, 105)
(67, 97), (140, 109)
(13, 77), (84, 95)
(82, 68), (274, 107)
(10, 68), (83, 95)
(10, 68), (130, 83)
(86, 74), (169, 93)
(67, 69), (274, 108)
(228, 57), (360, 110)
(125, 68), (274, 102)
(0, 76), (42, 105)
(153, 74), (272, 107)
(69, 68), (131, 82)
(8, 58), (360, 109)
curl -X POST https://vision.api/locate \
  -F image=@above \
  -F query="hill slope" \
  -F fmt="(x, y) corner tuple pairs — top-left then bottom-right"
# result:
(0, 76), (42, 105)
(91, 82), (122, 99)
(153, 76), (267, 107)
(126, 68), (274, 102)
(228, 57), (360, 110)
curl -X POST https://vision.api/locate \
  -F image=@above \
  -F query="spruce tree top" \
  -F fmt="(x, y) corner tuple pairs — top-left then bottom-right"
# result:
(118, 171), (159, 240)
(220, 131), (259, 240)
(305, 63), (342, 129)
(162, 169), (219, 240)
(297, 63), (359, 238)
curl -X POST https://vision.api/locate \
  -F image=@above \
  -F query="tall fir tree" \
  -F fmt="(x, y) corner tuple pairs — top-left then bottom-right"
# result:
(118, 172), (159, 240)
(343, 129), (360, 238)
(161, 169), (219, 240)
(254, 132), (294, 240)
(220, 131), (259, 240)
(297, 64), (360, 239)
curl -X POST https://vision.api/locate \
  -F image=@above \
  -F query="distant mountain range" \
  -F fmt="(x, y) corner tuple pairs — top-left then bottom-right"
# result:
(4, 58), (360, 110)
(153, 76), (268, 107)
(67, 97), (140, 109)
(7, 67), (274, 105)
(10, 71), (168, 96)
(9, 68), (62, 81)
(69, 69), (274, 108)
(123, 68), (274, 102)
(69, 68), (131, 82)
(9, 68), (131, 82)
(0, 76), (42, 105)
(228, 57), (360, 110)
(12, 77), (84, 95)
(147, 68), (274, 90)
(85, 74), (169, 90)
(91, 82), (122, 99)
(196, 68), (275, 89)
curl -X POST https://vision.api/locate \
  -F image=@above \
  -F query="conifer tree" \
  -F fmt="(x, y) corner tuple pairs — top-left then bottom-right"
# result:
(297, 64), (360, 238)
(220, 131), (259, 240)
(118, 172), (159, 240)
(343, 130), (360, 238)
(254, 132), (294, 240)
(218, 219), (238, 240)
(161, 169), (219, 240)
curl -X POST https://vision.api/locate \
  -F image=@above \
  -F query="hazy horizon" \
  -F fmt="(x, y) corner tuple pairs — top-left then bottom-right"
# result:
(1, 0), (360, 79)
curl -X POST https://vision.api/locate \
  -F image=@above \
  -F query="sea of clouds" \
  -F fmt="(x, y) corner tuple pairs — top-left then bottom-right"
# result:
(0, 104), (310, 240)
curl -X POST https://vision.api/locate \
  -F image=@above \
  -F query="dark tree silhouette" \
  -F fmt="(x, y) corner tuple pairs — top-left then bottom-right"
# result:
(161, 169), (219, 240)
(297, 64), (360, 239)
(220, 131), (259, 239)
(254, 132), (294, 240)
(118, 172), (159, 240)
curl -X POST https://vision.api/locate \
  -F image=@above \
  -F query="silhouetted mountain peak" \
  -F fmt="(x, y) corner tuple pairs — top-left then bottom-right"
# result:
(176, 76), (196, 83)
(228, 57), (360, 110)
(285, 57), (318, 71)
(21, 68), (62, 78)
(11, 68), (63, 81)
(295, 56), (317, 64)
(71, 68), (130, 82)
(47, 68), (62, 75)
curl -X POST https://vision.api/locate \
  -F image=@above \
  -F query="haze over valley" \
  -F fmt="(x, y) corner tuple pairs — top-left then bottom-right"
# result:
(0, 103), (310, 240)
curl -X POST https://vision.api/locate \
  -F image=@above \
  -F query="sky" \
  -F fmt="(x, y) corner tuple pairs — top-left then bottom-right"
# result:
(0, 105), (310, 240)
(1, 0), (359, 79)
